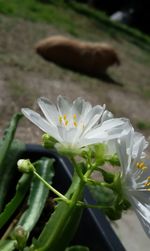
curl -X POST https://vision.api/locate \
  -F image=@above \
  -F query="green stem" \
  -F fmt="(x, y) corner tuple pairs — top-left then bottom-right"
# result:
(84, 168), (94, 182)
(70, 174), (85, 206)
(33, 170), (69, 204)
(77, 201), (113, 209)
(70, 157), (85, 182)
(86, 178), (113, 188)
(31, 172), (85, 251)
(83, 160), (96, 182)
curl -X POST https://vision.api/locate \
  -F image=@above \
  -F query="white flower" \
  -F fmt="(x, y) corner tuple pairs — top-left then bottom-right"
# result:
(22, 95), (129, 149)
(116, 129), (150, 237)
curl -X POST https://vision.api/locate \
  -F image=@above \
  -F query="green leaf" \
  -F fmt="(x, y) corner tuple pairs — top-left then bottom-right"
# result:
(88, 185), (115, 206)
(99, 169), (115, 184)
(13, 158), (54, 248)
(0, 173), (31, 229)
(32, 200), (83, 251)
(0, 112), (23, 169)
(0, 139), (25, 212)
(0, 240), (17, 251)
(0, 112), (24, 212)
(65, 245), (90, 251)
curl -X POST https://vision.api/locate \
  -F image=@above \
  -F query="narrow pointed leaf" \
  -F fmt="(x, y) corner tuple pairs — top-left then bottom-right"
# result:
(0, 173), (31, 229)
(0, 112), (24, 211)
(0, 113), (23, 170)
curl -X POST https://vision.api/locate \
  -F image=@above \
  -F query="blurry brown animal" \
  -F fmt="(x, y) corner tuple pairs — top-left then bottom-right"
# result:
(35, 35), (120, 76)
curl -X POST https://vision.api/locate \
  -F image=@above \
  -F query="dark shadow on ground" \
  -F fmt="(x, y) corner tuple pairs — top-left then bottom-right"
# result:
(65, 66), (123, 86)
(96, 73), (123, 86)
(48, 62), (123, 86)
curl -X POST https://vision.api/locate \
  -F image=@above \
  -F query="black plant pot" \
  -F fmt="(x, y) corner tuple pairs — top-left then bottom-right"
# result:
(19, 144), (126, 251)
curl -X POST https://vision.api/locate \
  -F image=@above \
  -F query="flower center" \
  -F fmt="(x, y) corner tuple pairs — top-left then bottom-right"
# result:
(58, 114), (78, 128)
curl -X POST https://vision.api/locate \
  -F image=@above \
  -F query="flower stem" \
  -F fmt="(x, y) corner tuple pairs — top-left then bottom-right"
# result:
(33, 170), (69, 203)
(32, 171), (85, 251)
(86, 178), (113, 188)
(70, 157), (85, 182)
(77, 201), (112, 209)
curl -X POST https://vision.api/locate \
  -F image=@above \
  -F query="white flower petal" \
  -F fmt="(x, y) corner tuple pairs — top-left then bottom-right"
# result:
(57, 126), (77, 145)
(86, 118), (129, 139)
(38, 97), (58, 126)
(84, 105), (105, 126)
(116, 140), (129, 175)
(101, 110), (113, 122)
(83, 113), (102, 136)
(129, 195), (150, 238)
(116, 127), (134, 175)
(133, 132), (148, 156)
(100, 118), (129, 132)
(57, 95), (71, 116)
(21, 108), (62, 142)
(79, 134), (108, 147)
(72, 97), (91, 119)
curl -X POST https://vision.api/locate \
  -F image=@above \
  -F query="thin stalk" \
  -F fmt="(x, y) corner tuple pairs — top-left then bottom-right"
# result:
(77, 201), (113, 209)
(70, 173), (85, 206)
(33, 170), (69, 204)
(86, 178), (113, 188)
(70, 157), (85, 182)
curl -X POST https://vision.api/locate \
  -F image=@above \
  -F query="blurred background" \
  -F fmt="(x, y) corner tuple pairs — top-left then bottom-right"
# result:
(74, 0), (150, 35)
(0, 0), (149, 250)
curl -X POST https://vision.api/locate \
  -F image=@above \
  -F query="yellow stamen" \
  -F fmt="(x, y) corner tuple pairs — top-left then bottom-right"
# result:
(73, 114), (77, 119)
(59, 116), (62, 124)
(73, 121), (78, 127)
(144, 176), (150, 188)
(144, 182), (150, 187)
(65, 120), (69, 126)
(63, 114), (67, 120)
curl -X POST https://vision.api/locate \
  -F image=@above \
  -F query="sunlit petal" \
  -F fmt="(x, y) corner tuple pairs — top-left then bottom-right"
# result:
(57, 95), (71, 116)
(129, 195), (150, 237)
(38, 97), (58, 126)
(21, 108), (61, 141)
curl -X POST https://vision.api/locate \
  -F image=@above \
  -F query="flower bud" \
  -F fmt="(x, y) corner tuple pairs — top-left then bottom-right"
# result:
(13, 225), (28, 250)
(17, 159), (35, 173)
(42, 133), (57, 149)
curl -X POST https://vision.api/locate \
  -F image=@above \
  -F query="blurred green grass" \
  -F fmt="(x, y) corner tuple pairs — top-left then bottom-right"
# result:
(0, 0), (149, 50)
